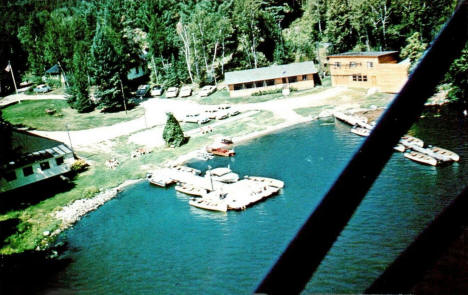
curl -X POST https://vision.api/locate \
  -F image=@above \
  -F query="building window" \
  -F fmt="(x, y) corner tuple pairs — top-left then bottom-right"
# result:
(352, 75), (357, 81)
(23, 166), (34, 177)
(282, 77), (287, 84)
(234, 84), (242, 91)
(255, 81), (264, 88)
(40, 161), (50, 171)
(363, 75), (368, 82)
(350, 62), (357, 68)
(302, 75), (308, 81)
(334, 62), (341, 68)
(367, 61), (374, 68)
(266, 79), (275, 86)
(358, 75), (363, 82)
(288, 76), (297, 83)
(4, 171), (17, 182)
(244, 82), (253, 89)
(56, 157), (64, 166)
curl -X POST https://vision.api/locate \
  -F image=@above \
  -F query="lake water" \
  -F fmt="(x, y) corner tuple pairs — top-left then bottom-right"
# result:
(43, 110), (467, 294)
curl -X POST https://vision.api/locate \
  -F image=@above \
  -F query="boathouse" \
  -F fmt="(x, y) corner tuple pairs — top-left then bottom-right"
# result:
(327, 51), (410, 93)
(224, 61), (320, 97)
(0, 128), (75, 193)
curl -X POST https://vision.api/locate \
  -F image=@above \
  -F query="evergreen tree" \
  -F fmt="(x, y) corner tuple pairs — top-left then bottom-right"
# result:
(162, 112), (185, 147)
(89, 23), (127, 112)
(68, 42), (94, 113)
(446, 46), (468, 105)
(400, 32), (427, 71)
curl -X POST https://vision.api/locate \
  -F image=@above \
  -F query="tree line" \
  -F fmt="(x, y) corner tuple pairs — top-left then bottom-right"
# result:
(0, 0), (465, 113)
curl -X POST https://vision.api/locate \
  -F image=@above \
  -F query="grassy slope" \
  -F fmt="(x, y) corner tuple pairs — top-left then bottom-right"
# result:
(2, 100), (144, 131)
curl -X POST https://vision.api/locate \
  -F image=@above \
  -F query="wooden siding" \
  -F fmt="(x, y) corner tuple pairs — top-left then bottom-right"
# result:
(328, 54), (409, 93)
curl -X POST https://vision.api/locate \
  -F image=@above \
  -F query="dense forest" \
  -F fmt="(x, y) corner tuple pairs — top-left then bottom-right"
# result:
(0, 0), (465, 112)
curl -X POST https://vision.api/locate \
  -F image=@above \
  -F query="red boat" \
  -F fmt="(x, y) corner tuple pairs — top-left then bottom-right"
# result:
(207, 147), (235, 157)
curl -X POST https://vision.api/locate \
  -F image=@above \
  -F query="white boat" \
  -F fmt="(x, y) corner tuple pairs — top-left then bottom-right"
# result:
(244, 176), (285, 189)
(206, 167), (239, 183)
(400, 135), (424, 148)
(350, 127), (370, 137)
(175, 184), (206, 197)
(333, 111), (368, 126)
(404, 151), (438, 166)
(189, 198), (228, 212)
(428, 146), (460, 162)
(393, 144), (406, 153)
(148, 175), (175, 187)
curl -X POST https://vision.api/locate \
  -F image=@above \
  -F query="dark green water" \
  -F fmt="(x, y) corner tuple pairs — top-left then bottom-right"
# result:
(44, 112), (467, 294)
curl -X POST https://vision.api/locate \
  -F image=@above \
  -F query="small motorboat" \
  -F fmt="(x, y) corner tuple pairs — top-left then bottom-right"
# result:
(206, 167), (239, 183)
(175, 184), (206, 197)
(189, 198), (228, 212)
(207, 147), (235, 157)
(244, 176), (285, 189)
(404, 151), (438, 166)
(393, 144), (406, 153)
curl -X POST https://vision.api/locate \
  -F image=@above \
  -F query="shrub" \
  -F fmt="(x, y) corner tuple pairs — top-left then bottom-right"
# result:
(70, 159), (89, 173)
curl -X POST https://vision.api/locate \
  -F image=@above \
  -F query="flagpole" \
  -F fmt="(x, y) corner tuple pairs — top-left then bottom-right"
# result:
(8, 61), (20, 103)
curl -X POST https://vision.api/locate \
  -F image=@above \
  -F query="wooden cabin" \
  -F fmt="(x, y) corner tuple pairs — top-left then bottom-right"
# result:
(327, 51), (410, 93)
(0, 129), (75, 194)
(224, 61), (320, 97)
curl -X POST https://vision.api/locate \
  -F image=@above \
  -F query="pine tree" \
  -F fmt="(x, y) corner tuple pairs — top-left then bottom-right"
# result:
(89, 23), (127, 112)
(162, 112), (185, 147)
(68, 42), (94, 113)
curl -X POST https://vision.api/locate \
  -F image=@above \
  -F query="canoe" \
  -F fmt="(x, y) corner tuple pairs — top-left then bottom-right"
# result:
(428, 146), (460, 162)
(404, 151), (438, 166)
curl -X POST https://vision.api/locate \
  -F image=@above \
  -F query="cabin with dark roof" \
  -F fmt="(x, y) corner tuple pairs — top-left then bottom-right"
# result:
(0, 129), (75, 193)
(224, 61), (320, 97)
(327, 51), (410, 93)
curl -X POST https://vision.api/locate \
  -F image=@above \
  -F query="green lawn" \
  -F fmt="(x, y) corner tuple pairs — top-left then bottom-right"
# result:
(2, 100), (145, 131)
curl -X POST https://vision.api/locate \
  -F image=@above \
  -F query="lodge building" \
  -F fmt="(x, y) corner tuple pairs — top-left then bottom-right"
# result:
(224, 61), (320, 97)
(0, 129), (75, 194)
(327, 51), (410, 93)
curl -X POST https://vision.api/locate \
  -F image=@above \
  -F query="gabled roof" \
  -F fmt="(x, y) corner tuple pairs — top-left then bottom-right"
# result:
(224, 61), (317, 85)
(45, 64), (60, 74)
(327, 51), (398, 58)
(1, 129), (72, 169)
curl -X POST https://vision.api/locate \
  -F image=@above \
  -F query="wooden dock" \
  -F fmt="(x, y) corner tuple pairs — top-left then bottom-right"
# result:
(148, 166), (284, 211)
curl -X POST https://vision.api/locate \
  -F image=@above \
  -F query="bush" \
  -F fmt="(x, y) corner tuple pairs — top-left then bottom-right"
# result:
(251, 88), (283, 96)
(70, 159), (89, 173)
(45, 78), (62, 89)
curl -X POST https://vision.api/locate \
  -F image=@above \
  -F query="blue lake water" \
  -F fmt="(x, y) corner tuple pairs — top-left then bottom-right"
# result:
(45, 112), (467, 294)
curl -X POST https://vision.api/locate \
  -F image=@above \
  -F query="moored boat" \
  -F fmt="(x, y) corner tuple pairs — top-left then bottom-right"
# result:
(148, 175), (175, 187)
(189, 198), (228, 212)
(404, 151), (438, 166)
(350, 126), (371, 137)
(393, 144), (406, 153)
(207, 147), (235, 157)
(428, 146), (460, 162)
(244, 176), (285, 189)
(206, 167), (239, 183)
(400, 135), (424, 148)
(175, 184), (207, 197)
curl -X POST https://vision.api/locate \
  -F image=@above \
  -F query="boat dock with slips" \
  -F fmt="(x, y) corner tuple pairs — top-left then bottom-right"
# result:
(148, 165), (284, 212)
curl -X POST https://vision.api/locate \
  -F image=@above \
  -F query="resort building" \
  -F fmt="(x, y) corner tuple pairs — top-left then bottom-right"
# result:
(327, 51), (410, 93)
(224, 61), (320, 97)
(0, 129), (75, 194)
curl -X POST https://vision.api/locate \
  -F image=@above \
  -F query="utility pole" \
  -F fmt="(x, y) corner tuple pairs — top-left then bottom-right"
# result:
(6, 60), (20, 103)
(66, 123), (74, 155)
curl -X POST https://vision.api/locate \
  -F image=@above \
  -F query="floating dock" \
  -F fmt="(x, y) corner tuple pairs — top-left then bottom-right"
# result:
(148, 166), (284, 212)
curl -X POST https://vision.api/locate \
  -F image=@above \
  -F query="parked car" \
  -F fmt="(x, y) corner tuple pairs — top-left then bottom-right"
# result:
(218, 104), (231, 110)
(33, 84), (51, 93)
(166, 87), (179, 98)
(229, 109), (240, 116)
(150, 85), (164, 96)
(204, 108), (218, 119)
(197, 116), (211, 124)
(184, 113), (200, 123)
(216, 111), (229, 120)
(136, 84), (150, 98)
(179, 86), (192, 97)
(199, 85), (216, 97)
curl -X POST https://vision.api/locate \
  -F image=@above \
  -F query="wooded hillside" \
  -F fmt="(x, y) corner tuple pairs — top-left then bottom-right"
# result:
(0, 0), (465, 111)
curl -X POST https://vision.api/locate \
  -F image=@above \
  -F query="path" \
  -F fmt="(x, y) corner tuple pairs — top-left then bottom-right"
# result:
(29, 87), (348, 149)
